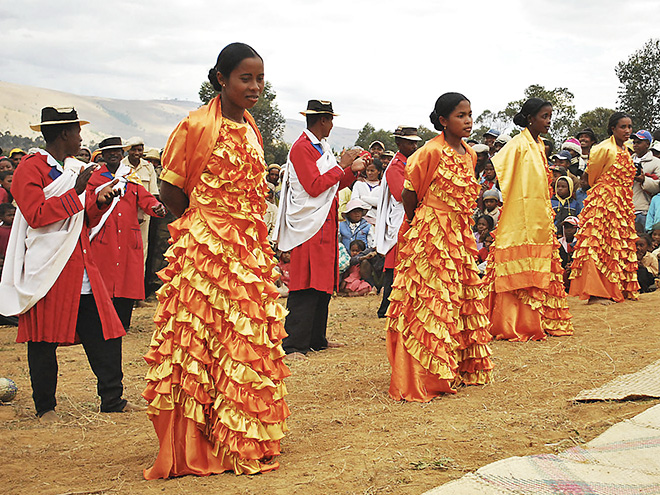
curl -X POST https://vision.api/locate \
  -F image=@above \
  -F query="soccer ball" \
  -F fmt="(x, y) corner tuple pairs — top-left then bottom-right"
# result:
(0, 378), (17, 402)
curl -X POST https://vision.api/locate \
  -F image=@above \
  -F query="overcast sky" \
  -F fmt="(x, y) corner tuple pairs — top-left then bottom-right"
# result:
(2, 1), (659, 131)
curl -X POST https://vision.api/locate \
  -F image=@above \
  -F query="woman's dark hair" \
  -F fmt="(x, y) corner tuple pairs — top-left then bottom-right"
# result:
(477, 214), (495, 232)
(607, 111), (632, 136)
(638, 233), (652, 248)
(429, 92), (469, 132)
(349, 239), (366, 251)
(208, 42), (262, 92)
(513, 98), (552, 128)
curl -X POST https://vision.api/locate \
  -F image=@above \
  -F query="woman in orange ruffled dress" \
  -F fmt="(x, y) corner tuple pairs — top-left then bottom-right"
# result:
(569, 112), (639, 304)
(142, 43), (290, 479)
(386, 92), (493, 402)
(483, 98), (573, 341)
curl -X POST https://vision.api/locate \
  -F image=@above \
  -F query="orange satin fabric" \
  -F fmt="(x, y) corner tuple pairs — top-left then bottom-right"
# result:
(569, 137), (639, 301)
(484, 128), (573, 341)
(386, 134), (492, 402)
(143, 118), (289, 479)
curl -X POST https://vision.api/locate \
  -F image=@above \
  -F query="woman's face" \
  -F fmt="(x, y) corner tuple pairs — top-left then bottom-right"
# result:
(476, 217), (489, 234)
(529, 104), (552, 136)
(440, 100), (473, 139)
(0, 160), (12, 172)
(218, 56), (264, 111)
(77, 149), (91, 163)
(365, 164), (380, 182)
(611, 117), (633, 145)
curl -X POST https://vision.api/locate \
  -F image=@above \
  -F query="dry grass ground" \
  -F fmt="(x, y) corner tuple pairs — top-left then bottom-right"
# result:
(1, 292), (659, 494)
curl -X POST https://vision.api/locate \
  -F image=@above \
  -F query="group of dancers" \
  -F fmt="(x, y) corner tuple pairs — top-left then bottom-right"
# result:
(5, 41), (640, 480)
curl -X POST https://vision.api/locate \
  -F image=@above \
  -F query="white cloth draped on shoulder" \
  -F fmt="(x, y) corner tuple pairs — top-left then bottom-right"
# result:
(88, 163), (138, 240)
(0, 153), (87, 315)
(273, 129), (342, 252)
(375, 171), (404, 256)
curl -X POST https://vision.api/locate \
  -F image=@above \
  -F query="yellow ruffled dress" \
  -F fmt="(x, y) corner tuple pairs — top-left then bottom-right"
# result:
(569, 137), (639, 301)
(143, 119), (290, 479)
(386, 134), (493, 402)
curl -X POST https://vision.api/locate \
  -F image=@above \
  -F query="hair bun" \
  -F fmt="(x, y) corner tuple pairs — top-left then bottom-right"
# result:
(208, 67), (222, 92)
(513, 112), (527, 128)
(429, 110), (444, 132)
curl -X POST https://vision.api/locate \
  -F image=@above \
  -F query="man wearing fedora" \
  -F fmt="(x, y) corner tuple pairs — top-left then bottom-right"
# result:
(89, 137), (165, 330)
(273, 100), (366, 360)
(0, 107), (144, 422)
(376, 126), (421, 318)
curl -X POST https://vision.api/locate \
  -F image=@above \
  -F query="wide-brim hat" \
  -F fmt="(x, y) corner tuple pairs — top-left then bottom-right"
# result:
(576, 128), (597, 142)
(392, 125), (422, 141)
(472, 143), (490, 154)
(342, 199), (370, 218)
(124, 136), (145, 148)
(144, 148), (161, 161)
(651, 141), (660, 153)
(98, 136), (129, 151)
(30, 107), (89, 131)
(300, 99), (338, 116)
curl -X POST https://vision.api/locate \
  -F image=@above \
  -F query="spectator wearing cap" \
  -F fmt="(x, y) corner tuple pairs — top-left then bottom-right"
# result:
(651, 141), (660, 160)
(376, 125), (421, 318)
(9, 148), (26, 168)
(369, 141), (384, 158)
(551, 176), (582, 230)
(483, 128), (500, 156)
(143, 148), (162, 174)
(273, 99), (366, 360)
(482, 188), (501, 226)
(632, 130), (660, 231)
(120, 137), (159, 265)
(493, 134), (511, 154)
(561, 137), (586, 177)
(471, 143), (490, 178)
(379, 150), (394, 169)
(88, 137), (166, 330)
(267, 163), (282, 205)
(576, 128), (597, 160)
(551, 150), (572, 170)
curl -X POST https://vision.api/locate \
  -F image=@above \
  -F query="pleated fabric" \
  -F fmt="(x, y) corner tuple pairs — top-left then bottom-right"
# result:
(569, 143), (639, 301)
(386, 138), (493, 402)
(143, 119), (290, 479)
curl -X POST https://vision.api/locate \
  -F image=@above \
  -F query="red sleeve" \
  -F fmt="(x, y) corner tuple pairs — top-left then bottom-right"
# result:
(85, 168), (112, 227)
(135, 183), (162, 216)
(386, 160), (405, 202)
(289, 137), (344, 197)
(12, 157), (84, 229)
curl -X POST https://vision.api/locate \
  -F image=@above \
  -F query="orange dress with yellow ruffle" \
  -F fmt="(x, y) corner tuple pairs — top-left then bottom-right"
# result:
(569, 137), (639, 301)
(386, 134), (493, 402)
(483, 129), (573, 341)
(142, 118), (290, 479)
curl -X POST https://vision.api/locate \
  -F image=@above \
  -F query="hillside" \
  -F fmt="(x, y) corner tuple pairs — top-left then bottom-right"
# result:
(0, 81), (358, 150)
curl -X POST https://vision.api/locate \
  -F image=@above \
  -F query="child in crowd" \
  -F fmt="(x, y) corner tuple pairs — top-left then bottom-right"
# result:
(551, 176), (582, 230)
(650, 222), (660, 255)
(558, 216), (579, 291)
(339, 199), (374, 252)
(0, 202), (15, 272)
(274, 250), (291, 298)
(575, 173), (589, 206)
(479, 162), (499, 194)
(0, 170), (13, 204)
(482, 189), (501, 226)
(351, 161), (381, 225)
(474, 215), (494, 250)
(0, 158), (13, 172)
(645, 190), (660, 232)
(477, 232), (493, 265)
(339, 240), (375, 296)
(636, 234), (657, 293)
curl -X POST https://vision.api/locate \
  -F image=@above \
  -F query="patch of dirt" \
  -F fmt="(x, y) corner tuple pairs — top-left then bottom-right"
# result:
(1, 292), (659, 494)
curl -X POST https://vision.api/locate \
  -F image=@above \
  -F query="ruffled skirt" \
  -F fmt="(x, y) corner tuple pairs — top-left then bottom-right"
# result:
(386, 204), (493, 402)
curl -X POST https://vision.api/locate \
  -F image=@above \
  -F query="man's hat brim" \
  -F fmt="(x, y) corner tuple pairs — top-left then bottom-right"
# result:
(299, 110), (339, 116)
(392, 134), (422, 141)
(30, 119), (90, 131)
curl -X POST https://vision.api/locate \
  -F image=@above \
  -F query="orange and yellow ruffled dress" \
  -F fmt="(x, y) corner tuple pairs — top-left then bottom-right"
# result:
(483, 128), (573, 341)
(143, 116), (290, 479)
(386, 134), (493, 402)
(569, 136), (639, 301)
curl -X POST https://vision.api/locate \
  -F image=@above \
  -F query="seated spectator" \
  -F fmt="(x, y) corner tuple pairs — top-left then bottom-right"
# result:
(339, 199), (374, 252)
(351, 161), (381, 225)
(474, 214), (494, 250)
(650, 222), (660, 253)
(558, 216), (579, 291)
(0, 170), (13, 204)
(339, 240), (376, 297)
(274, 250), (291, 298)
(551, 176), (582, 230)
(0, 158), (13, 172)
(636, 233), (657, 293)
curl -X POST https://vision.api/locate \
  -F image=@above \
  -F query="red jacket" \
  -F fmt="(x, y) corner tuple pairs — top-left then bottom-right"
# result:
(287, 133), (356, 294)
(88, 165), (161, 300)
(384, 152), (406, 269)
(12, 153), (125, 344)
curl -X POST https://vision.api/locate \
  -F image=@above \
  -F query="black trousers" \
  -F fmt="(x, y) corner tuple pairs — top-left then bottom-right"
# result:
(113, 297), (134, 330)
(377, 268), (395, 318)
(283, 288), (331, 354)
(27, 294), (126, 416)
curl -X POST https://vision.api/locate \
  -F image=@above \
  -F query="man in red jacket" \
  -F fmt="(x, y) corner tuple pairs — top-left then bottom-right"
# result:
(273, 100), (365, 360)
(0, 107), (143, 422)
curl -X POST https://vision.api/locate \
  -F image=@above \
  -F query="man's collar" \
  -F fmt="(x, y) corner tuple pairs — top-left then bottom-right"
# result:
(35, 149), (64, 172)
(303, 128), (322, 145)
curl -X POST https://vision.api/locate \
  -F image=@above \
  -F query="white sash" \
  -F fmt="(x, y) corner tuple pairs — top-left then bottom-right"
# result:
(89, 163), (133, 240)
(0, 154), (87, 315)
(375, 171), (405, 255)
(273, 131), (342, 252)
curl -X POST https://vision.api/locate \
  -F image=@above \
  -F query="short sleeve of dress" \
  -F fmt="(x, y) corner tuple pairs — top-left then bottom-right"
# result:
(159, 116), (190, 190)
